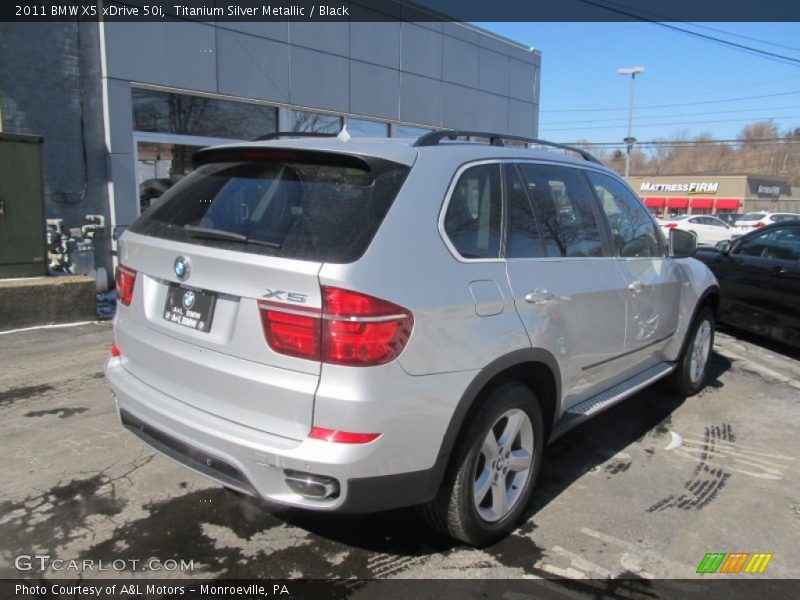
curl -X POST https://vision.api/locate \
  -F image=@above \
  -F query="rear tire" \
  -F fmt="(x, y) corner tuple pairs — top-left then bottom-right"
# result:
(665, 305), (715, 396)
(420, 382), (544, 546)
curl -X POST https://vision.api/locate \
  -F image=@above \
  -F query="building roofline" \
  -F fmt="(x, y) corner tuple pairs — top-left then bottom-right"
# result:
(391, 1), (539, 55)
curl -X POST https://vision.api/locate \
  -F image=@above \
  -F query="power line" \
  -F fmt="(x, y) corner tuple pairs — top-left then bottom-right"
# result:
(542, 114), (800, 132)
(541, 105), (800, 126)
(578, 0), (800, 67)
(577, 0), (800, 54)
(565, 138), (800, 147)
(685, 22), (800, 53)
(540, 90), (800, 113)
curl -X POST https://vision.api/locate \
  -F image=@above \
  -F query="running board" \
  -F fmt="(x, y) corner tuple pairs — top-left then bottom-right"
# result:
(551, 362), (675, 440)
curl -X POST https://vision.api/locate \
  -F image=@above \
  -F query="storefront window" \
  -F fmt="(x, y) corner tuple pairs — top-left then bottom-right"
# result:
(289, 110), (342, 134)
(132, 88), (277, 140)
(395, 124), (432, 139)
(345, 117), (389, 137)
(136, 142), (205, 213)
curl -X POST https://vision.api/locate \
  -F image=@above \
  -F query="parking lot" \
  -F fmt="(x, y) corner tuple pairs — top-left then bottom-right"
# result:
(1, 321), (799, 582)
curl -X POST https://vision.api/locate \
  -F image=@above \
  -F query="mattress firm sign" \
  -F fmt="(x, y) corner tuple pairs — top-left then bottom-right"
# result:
(640, 181), (719, 195)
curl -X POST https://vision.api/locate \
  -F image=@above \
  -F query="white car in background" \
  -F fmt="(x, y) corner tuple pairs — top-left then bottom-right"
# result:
(658, 215), (733, 246)
(733, 212), (800, 235)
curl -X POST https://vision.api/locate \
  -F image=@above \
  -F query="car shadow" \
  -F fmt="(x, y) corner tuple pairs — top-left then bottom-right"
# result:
(264, 352), (732, 557)
(717, 323), (800, 360)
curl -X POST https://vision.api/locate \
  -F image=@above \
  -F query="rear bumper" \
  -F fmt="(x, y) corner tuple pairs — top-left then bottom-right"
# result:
(104, 357), (461, 513)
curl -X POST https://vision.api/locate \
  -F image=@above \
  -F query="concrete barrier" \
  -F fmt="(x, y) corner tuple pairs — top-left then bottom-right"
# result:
(0, 276), (97, 331)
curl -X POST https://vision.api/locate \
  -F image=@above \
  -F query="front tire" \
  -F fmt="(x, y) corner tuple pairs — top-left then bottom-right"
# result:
(666, 305), (715, 396)
(420, 382), (544, 546)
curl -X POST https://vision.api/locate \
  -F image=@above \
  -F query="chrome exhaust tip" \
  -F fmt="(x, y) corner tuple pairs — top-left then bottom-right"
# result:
(284, 470), (340, 499)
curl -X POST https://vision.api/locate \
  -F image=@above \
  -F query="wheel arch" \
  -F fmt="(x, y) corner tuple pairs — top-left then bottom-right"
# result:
(424, 348), (562, 499)
(677, 285), (720, 357)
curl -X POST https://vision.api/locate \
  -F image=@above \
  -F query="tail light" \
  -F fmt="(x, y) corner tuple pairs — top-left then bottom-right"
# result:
(258, 287), (413, 366)
(753, 221), (765, 228)
(665, 223), (678, 229)
(259, 305), (321, 360)
(115, 265), (137, 306)
(321, 287), (413, 366)
(110, 344), (121, 357)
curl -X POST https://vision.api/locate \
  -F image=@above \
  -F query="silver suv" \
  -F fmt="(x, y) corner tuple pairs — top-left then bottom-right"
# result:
(105, 130), (719, 546)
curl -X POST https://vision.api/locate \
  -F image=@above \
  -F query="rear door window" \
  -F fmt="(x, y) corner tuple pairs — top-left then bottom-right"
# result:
(516, 163), (604, 258)
(129, 151), (409, 264)
(505, 165), (545, 258)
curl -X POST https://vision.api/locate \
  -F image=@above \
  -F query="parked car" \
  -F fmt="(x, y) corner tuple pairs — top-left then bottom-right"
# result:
(105, 130), (719, 546)
(658, 214), (733, 246)
(695, 220), (800, 348)
(733, 211), (800, 235)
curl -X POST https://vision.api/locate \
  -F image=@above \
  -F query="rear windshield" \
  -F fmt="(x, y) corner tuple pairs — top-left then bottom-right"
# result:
(129, 156), (409, 263)
(740, 213), (766, 221)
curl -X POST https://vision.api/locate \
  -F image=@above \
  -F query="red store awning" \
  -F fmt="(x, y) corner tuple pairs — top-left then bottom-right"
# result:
(667, 197), (690, 208)
(643, 196), (666, 208)
(691, 198), (714, 209)
(715, 198), (740, 210)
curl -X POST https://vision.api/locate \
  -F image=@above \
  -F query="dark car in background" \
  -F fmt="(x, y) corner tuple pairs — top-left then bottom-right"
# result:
(716, 213), (742, 226)
(694, 220), (800, 348)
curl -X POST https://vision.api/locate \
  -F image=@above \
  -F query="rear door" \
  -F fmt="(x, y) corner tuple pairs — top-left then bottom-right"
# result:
(117, 148), (410, 439)
(504, 162), (629, 409)
(584, 170), (682, 362)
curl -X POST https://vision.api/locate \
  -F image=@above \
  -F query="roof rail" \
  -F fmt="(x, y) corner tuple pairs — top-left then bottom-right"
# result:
(413, 130), (602, 165)
(252, 131), (338, 141)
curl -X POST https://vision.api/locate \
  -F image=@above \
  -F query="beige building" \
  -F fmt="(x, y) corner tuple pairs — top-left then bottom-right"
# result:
(626, 174), (800, 218)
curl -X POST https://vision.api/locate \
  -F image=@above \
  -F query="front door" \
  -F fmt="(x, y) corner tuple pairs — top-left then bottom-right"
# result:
(585, 170), (682, 363)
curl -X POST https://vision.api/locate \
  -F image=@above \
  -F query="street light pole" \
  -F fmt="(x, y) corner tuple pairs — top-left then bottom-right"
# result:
(618, 66), (645, 178)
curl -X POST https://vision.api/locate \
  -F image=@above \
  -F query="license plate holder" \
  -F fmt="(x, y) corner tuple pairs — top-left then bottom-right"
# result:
(163, 285), (217, 333)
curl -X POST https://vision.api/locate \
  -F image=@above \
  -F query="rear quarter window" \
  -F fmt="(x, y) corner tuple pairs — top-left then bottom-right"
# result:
(129, 154), (409, 264)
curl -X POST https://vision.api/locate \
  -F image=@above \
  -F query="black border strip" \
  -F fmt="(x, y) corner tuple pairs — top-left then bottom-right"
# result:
(3, 0), (800, 22)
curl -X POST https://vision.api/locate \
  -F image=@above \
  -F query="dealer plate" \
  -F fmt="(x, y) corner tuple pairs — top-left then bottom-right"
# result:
(163, 285), (216, 333)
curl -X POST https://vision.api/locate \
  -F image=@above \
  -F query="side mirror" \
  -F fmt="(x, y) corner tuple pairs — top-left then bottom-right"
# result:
(715, 240), (731, 253)
(669, 228), (696, 258)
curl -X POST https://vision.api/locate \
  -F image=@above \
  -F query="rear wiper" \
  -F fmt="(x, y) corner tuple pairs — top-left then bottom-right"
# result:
(184, 225), (281, 249)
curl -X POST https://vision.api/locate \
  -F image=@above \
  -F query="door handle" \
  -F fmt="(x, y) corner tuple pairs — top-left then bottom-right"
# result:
(628, 281), (644, 293)
(524, 289), (557, 304)
(772, 266), (789, 276)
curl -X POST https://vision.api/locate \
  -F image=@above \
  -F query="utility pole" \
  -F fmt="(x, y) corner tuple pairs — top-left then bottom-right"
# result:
(618, 66), (645, 178)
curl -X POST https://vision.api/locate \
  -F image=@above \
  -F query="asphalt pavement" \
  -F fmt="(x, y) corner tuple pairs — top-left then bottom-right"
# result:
(1, 321), (798, 583)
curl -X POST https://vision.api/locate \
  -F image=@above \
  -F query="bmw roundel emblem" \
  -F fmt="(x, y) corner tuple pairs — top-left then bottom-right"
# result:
(182, 291), (195, 309)
(174, 256), (190, 281)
